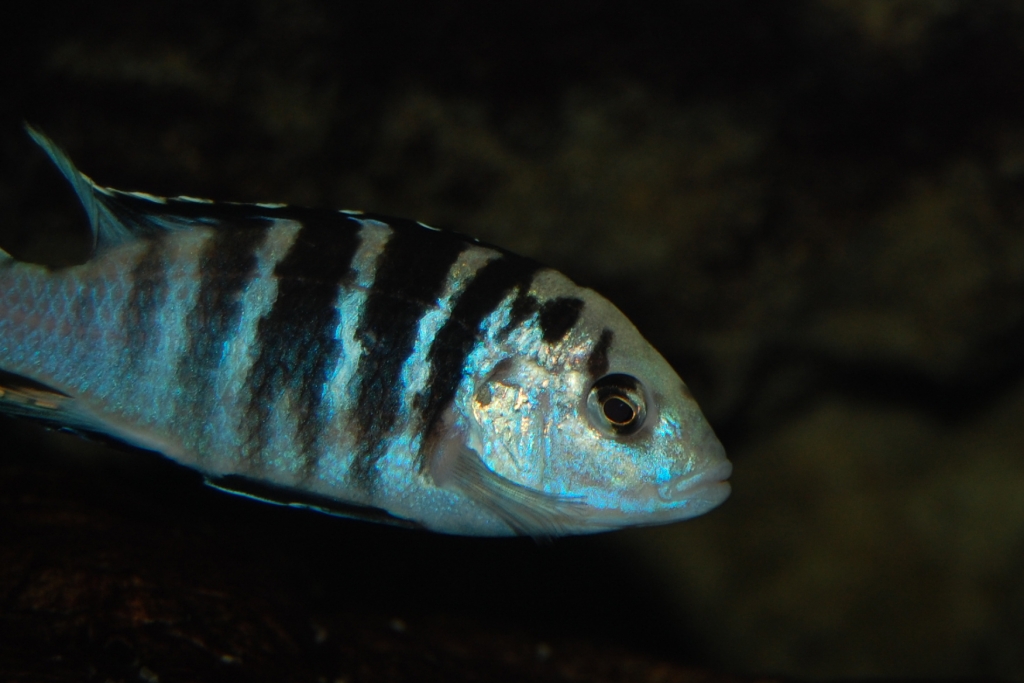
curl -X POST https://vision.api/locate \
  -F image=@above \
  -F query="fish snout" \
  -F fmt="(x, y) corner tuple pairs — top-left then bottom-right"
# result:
(658, 429), (732, 506)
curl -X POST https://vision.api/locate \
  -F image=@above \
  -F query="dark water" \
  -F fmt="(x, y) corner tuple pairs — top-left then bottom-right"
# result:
(3, 1), (1024, 679)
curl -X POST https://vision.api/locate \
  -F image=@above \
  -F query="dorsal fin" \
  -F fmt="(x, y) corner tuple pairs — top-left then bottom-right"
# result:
(25, 125), (210, 255)
(25, 124), (139, 253)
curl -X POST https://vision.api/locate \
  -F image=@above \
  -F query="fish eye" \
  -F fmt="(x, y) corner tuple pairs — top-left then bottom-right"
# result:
(586, 374), (647, 436)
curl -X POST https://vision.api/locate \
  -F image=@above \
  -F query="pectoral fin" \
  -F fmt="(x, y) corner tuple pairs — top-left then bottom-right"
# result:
(447, 444), (585, 538)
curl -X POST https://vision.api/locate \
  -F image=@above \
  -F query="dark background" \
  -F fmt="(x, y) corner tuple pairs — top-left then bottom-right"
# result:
(3, 1), (1024, 680)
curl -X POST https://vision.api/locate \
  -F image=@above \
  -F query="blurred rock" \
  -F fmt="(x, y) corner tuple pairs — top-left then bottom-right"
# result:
(0, 425), (767, 683)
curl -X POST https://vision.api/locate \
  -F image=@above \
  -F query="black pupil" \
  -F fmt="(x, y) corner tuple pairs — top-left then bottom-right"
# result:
(602, 396), (635, 424)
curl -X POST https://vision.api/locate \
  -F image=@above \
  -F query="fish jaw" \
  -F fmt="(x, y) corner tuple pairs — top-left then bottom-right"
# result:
(553, 461), (733, 533)
(544, 422), (734, 533)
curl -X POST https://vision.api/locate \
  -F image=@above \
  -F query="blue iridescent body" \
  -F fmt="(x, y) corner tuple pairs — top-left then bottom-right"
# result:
(0, 127), (731, 536)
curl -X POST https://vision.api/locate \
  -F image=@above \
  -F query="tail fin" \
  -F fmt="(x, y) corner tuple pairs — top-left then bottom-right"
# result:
(24, 124), (136, 253)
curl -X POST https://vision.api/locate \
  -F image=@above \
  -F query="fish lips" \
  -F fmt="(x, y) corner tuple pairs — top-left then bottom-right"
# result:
(578, 458), (733, 531)
(653, 430), (733, 517)
(658, 460), (733, 506)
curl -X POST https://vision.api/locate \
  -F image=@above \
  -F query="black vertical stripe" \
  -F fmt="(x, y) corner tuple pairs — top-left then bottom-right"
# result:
(497, 290), (539, 339)
(348, 221), (468, 488)
(243, 211), (362, 472)
(586, 328), (614, 379)
(175, 220), (270, 433)
(537, 296), (584, 343)
(123, 234), (169, 368)
(416, 255), (541, 465)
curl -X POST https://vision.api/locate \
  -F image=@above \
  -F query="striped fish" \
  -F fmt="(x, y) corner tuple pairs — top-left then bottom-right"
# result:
(0, 127), (731, 536)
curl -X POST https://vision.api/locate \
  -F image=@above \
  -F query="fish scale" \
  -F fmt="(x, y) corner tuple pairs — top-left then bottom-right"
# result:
(0, 126), (733, 536)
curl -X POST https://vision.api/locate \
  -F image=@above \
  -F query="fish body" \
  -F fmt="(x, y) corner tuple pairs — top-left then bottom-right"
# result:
(0, 128), (731, 536)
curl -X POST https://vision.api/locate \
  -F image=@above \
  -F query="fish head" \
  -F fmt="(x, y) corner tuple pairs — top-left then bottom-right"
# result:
(448, 271), (732, 536)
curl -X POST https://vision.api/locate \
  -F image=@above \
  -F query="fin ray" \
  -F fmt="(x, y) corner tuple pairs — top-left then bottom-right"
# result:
(447, 445), (585, 538)
(0, 369), (99, 434)
(205, 474), (424, 530)
(25, 124), (138, 252)
(24, 124), (225, 255)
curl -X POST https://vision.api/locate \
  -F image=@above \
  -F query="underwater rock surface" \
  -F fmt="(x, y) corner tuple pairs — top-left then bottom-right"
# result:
(0, 428), (751, 683)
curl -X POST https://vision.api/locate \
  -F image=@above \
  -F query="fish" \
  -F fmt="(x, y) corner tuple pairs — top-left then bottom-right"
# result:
(0, 126), (732, 536)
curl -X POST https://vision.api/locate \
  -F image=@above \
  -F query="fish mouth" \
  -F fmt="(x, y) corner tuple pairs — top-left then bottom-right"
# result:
(619, 460), (731, 525)
(657, 460), (733, 504)
(548, 431), (733, 532)
(581, 460), (732, 531)
(648, 432), (733, 521)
